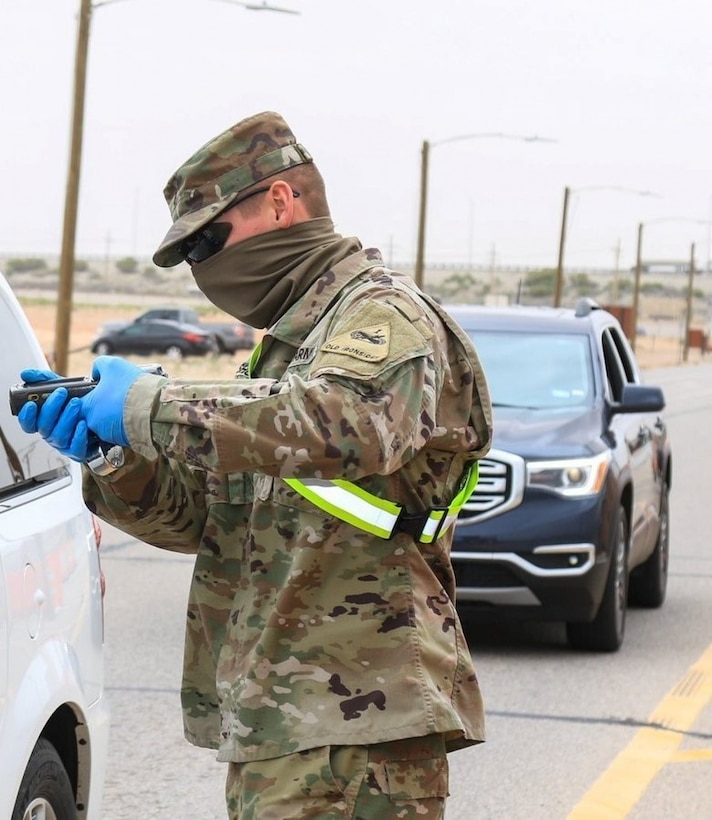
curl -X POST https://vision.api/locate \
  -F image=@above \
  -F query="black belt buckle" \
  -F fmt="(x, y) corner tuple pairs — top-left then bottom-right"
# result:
(396, 505), (449, 542)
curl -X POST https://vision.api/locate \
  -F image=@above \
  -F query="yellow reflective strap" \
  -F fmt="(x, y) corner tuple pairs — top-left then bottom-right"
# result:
(452, 462), (480, 509)
(284, 463), (479, 543)
(246, 342), (262, 378)
(419, 509), (446, 544)
(416, 463), (479, 543)
(283, 478), (401, 539)
(330, 478), (402, 516)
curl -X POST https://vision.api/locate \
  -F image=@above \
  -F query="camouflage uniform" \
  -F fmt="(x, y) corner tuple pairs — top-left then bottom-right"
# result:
(84, 249), (491, 755)
(83, 111), (493, 815)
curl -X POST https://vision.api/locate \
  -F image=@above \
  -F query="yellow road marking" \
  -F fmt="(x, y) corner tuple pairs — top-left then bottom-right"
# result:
(670, 748), (712, 762)
(568, 644), (712, 819)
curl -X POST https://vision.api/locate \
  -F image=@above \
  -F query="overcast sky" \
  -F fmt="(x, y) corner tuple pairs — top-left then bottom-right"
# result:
(2, 0), (712, 272)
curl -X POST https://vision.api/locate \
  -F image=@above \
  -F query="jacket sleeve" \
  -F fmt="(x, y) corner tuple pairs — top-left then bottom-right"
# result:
(124, 359), (434, 481)
(82, 448), (209, 553)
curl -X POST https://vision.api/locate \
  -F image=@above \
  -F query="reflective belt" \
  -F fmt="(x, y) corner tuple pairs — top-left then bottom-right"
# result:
(247, 342), (262, 375)
(246, 342), (479, 542)
(284, 462), (479, 543)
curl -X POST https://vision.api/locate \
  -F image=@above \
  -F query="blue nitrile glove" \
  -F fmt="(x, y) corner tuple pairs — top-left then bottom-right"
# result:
(17, 384), (92, 462)
(20, 367), (61, 385)
(16, 367), (62, 434)
(80, 356), (144, 447)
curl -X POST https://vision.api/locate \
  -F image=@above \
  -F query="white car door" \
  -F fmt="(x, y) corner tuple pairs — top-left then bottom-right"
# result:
(0, 274), (108, 819)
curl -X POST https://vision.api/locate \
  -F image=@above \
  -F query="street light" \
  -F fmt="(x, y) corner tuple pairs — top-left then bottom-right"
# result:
(54, 0), (299, 375)
(553, 185), (659, 308)
(631, 217), (710, 352)
(211, 0), (301, 12)
(413, 132), (556, 291)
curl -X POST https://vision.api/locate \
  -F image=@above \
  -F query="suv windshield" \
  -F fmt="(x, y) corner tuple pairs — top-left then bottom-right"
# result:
(469, 330), (594, 409)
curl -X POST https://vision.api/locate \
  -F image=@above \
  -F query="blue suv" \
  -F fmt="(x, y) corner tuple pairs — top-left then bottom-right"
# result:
(448, 299), (671, 652)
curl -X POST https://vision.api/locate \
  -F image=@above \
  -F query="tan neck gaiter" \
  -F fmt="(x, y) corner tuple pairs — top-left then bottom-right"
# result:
(190, 217), (362, 329)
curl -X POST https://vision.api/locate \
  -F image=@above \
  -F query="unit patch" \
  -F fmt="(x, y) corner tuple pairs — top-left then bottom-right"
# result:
(321, 324), (390, 362)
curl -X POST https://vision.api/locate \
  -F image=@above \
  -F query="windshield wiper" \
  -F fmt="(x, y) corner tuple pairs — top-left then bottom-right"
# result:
(491, 401), (542, 410)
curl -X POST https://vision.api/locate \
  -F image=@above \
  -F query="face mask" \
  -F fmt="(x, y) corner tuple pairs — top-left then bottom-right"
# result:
(191, 218), (360, 328)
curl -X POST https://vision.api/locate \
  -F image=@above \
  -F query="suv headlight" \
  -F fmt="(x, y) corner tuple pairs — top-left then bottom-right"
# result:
(526, 451), (610, 497)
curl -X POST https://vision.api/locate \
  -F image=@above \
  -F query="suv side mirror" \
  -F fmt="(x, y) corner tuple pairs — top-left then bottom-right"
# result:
(612, 384), (666, 414)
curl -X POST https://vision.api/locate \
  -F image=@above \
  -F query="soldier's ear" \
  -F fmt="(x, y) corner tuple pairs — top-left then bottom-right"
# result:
(269, 181), (298, 229)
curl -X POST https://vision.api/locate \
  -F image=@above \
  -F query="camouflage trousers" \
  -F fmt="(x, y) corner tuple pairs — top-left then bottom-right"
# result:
(225, 734), (449, 819)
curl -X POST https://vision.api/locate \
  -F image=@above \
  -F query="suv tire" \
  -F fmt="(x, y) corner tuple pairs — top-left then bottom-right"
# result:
(629, 483), (670, 608)
(566, 505), (628, 652)
(12, 738), (75, 820)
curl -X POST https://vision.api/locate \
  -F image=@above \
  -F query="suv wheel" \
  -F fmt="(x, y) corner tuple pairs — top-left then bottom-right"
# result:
(566, 505), (628, 652)
(12, 738), (75, 820)
(629, 483), (669, 608)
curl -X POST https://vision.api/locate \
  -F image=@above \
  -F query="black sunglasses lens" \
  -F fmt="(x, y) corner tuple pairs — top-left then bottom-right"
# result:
(185, 222), (233, 264)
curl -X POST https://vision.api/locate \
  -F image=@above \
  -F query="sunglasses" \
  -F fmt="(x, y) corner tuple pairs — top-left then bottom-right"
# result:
(182, 186), (301, 265)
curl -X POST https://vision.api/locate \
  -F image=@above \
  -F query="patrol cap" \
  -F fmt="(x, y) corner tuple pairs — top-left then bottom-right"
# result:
(152, 111), (313, 268)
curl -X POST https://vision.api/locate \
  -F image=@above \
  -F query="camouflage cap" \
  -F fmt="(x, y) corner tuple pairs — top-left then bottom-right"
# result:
(152, 111), (313, 267)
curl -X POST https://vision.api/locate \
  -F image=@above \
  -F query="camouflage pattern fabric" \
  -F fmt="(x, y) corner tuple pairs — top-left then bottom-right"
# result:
(153, 111), (313, 267)
(83, 247), (493, 765)
(225, 734), (448, 819)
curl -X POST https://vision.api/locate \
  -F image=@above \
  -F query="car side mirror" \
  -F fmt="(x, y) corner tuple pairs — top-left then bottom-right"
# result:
(612, 384), (666, 414)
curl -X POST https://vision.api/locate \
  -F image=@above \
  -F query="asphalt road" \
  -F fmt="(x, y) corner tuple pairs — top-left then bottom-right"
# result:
(98, 363), (712, 819)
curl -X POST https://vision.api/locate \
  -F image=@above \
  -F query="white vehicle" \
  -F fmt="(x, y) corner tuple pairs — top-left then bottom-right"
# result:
(0, 273), (109, 819)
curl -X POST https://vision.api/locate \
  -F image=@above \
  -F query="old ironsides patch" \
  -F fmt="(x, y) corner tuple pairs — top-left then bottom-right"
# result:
(320, 324), (391, 362)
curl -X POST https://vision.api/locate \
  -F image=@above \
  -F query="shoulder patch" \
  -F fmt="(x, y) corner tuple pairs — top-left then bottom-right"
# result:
(320, 324), (390, 362)
(313, 299), (432, 378)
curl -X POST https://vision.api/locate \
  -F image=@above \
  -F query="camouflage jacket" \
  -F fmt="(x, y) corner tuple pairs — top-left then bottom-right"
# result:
(83, 247), (493, 763)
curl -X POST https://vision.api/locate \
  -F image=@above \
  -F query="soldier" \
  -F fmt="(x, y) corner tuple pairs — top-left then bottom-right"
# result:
(18, 111), (492, 819)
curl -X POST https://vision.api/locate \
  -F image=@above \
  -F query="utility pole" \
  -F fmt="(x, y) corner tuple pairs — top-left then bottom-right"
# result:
(682, 243), (695, 363)
(488, 243), (497, 298)
(631, 222), (644, 351)
(554, 186), (570, 307)
(55, 0), (92, 374)
(104, 231), (112, 279)
(611, 238), (621, 304)
(414, 139), (430, 290)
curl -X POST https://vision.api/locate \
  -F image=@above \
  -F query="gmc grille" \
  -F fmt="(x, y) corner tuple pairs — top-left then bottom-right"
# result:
(458, 448), (525, 525)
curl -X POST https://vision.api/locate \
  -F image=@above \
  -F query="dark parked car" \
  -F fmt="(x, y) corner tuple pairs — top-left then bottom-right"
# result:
(91, 318), (218, 359)
(449, 299), (671, 651)
(96, 306), (254, 354)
